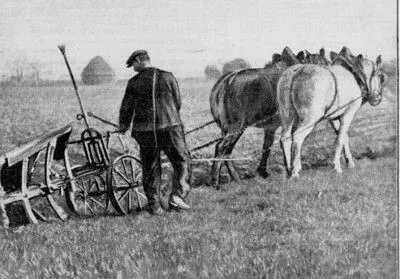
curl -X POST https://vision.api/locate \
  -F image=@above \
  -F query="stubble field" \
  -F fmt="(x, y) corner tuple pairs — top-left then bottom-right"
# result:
(0, 76), (397, 278)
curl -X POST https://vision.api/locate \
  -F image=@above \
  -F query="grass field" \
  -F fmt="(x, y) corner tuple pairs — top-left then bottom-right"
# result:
(0, 74), (398, 278)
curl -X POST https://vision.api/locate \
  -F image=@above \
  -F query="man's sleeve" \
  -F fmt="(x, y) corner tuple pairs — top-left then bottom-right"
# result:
(169, 73), (182, 111)
(119, 83), (135, 132)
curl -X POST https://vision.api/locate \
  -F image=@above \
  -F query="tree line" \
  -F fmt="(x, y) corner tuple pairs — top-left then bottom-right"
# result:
(204, 58), (251, 80)
(2, 55), (395, 86)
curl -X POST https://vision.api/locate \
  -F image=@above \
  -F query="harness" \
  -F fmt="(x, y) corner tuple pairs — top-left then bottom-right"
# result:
(368, 63), (377, 96)
(324, 68), (339, 114)
(332, 57), (370, 102)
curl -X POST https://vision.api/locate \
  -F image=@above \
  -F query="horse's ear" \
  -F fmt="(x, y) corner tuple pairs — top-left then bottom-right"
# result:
(330, 51), (338, 61)
(320, 48), (326, 58)
(282, 46), (293, 55)
(305, 50), (311, 56)
(272, 53), (282, 63)
(376, 55), (382, 67)
(357, 54), (364, 62)
(296, 51), (305, 59)
(339, 46), (353, 57)
(282, 46), (300, 65)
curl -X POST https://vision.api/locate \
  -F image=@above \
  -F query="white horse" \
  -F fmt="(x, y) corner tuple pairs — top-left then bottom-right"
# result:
(277, 48), (386, 178)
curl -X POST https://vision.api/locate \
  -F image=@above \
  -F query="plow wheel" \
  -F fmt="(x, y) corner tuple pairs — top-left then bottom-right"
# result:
(66, 175), (109, 216)
(107, 155), (147, 215)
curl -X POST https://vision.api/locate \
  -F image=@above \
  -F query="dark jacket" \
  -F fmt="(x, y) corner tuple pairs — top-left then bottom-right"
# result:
(119, 67), (183, 132)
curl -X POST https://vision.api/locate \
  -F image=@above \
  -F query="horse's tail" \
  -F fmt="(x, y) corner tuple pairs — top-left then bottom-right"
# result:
(209, 71), (238, 131)
(277, 65), (305, 123)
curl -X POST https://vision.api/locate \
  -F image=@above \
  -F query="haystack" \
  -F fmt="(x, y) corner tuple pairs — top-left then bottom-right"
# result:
(81, 56), (115, 85)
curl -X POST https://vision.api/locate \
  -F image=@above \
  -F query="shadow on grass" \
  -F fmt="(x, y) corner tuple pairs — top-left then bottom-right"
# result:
(354, 146), (395, 160)
(190, 144), (396, 190)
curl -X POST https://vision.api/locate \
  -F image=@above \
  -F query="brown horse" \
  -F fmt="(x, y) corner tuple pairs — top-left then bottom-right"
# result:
(209, 47), (330, 188)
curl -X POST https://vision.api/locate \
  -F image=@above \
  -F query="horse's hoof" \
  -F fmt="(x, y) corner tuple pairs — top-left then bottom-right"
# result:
(334, 167), (343, 174)
(211, 182), (220, 190)
(348, 161), (355, 168)
(256, 167), (270, 179)
(289, 174), (299, 180)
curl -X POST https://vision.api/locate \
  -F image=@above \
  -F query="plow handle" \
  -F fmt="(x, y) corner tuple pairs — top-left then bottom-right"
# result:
(58, 44), (90, 129)
(87, 112), (119, 129)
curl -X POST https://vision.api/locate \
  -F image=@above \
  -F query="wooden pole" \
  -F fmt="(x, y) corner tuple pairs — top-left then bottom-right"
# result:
(185, 120), (215, 135)
(58, 44), (90, 129)
(87, 112), (119, 128)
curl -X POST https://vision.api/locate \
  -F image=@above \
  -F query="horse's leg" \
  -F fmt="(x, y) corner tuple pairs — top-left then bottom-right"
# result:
(223, 132), (244, 182)
(257, 118), (281, 178)
(225, 160), (241, 182)
(210, 142), (224, 188)
(211, 131), (243, 189)
(280, 110), (297, 177)
(333, 111), (357, 173)
(329, 119), (355, 168)
(291, 121), (316, 178)
(342, 132), (355, 168)
(280, 130), (293, 176)
(257, 130), (274, 178)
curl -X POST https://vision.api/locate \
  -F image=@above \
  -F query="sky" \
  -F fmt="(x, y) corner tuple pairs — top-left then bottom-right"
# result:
(0, 0), (397, 79)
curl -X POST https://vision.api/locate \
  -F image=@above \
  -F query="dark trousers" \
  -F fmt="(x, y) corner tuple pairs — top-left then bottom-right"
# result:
(132, 126), (191, 207)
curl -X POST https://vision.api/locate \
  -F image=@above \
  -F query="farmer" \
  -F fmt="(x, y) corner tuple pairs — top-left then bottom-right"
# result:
(118, 50), (191, 215)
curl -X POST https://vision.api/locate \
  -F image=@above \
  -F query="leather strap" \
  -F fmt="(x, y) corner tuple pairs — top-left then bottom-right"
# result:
(325, 68), (338, 114)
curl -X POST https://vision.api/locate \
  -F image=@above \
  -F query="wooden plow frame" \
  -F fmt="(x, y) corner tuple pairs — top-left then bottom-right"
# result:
(0, 124), (72, 228)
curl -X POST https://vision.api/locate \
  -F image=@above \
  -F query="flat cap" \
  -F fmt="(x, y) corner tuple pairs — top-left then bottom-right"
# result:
(126, 50), (150, 67)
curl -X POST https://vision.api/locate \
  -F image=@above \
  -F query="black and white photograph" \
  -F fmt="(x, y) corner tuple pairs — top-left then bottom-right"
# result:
(0, 0), (398, 278)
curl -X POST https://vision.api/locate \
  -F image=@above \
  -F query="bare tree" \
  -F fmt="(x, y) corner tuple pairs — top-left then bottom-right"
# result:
(222, 58), (251, 74)
(5, 55), (45, 86)
(28, 60), (44, 87)
(204, 65), (221, 79)
(7, 55), (28, 86)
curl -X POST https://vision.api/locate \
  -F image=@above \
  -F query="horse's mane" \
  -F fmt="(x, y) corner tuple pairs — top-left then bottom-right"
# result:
(332, 56), (369, 97)
(264, 61), (280, 70)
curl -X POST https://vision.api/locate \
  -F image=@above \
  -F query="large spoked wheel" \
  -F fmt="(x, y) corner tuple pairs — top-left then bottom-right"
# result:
(107, 155), (147, 215)
(66, 174), (109, 216)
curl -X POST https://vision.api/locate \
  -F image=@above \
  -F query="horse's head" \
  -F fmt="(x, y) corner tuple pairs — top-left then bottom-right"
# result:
(360, 55), (386, 106)
(331, 49), (386, 106)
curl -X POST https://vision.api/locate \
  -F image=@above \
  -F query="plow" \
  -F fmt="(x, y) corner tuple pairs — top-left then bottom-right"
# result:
(0, 45), (251, 228)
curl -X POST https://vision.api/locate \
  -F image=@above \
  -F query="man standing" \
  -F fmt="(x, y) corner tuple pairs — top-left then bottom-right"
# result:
(119, 50), (191, 215)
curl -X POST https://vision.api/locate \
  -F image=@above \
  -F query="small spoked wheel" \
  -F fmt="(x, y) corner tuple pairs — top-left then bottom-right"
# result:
(107, 155), (146, 215)
(66, 174), (109, 216)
